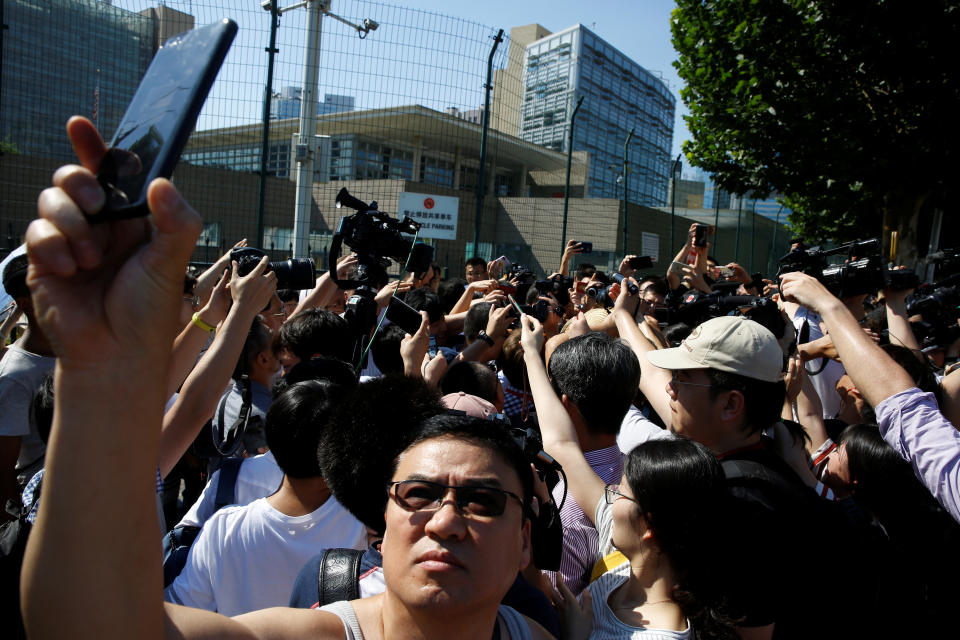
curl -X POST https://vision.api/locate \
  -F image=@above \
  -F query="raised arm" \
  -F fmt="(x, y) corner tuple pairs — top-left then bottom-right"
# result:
(21, 116), (201, 640)
(287, 253), (356, 320)
(611, 278), (672, 427)
(520, 314), (605, 525)
(884, 284), (922, 357)
(158, 258), (277, 477)
(193, 239), (246, 306)
(166, 269), (231, 399)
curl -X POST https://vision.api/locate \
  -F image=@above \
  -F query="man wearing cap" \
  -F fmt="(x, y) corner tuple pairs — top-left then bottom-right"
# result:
(612, 280), (851, 639)
(0, 254), (56, 519)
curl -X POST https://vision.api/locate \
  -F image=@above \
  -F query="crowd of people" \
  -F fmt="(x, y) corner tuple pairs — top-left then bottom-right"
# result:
(4, 116), (960, 639)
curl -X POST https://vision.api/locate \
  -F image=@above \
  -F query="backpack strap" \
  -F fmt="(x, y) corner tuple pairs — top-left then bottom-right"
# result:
(214, 457), (243, 511)
(318, 548), (365, 605)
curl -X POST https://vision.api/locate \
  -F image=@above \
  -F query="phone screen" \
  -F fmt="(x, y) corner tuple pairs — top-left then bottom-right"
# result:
(98, 19), (236, 218)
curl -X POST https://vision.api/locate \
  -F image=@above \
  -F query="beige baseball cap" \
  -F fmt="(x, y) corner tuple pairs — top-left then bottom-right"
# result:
(646, 315), (784, 382)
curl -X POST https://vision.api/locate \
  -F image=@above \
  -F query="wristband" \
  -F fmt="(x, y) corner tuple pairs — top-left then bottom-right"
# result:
(192, 312), (216, 333)
(477, 330), (495, 347)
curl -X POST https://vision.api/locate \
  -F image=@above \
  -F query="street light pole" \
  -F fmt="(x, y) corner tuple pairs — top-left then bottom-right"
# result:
(620, 127), (634, 254)
(560, 95), (584, 255)
(669, 152), (682, 252)
(256, 0), (281, 251)
(473, 28), (504, 256)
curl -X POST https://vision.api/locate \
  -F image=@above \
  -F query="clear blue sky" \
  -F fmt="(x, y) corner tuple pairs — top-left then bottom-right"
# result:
(410, 0), (690, 157)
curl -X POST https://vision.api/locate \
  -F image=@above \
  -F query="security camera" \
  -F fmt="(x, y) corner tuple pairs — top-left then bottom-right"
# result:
(362, 18), (379, 31)
(260, 0), (273, 10)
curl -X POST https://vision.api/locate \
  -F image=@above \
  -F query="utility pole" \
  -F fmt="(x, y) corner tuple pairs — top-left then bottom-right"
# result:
(620, 128), (634, 254)
(560, 95), (584, 255)
(669, 153), (682, 252)
(473, 28), (504, 255)
(256, 0), (281, 251)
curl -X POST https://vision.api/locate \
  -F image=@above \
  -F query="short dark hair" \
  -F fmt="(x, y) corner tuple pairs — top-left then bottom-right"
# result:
(234, 320), (274, 380)
(276, 308), (352, 363)
(317, 375), (446, 533)
(438, 277), (468, 313)
(2, 254), (29, 300)
(642, 277), (669, 298)
(663, 322), (692, 347)
(266, 380), (342, 478)
(272, 356), (356, 397)
(440, 361), (499, 406)
(395, 413), (533, 519)
(371, 324), (407, 375)
(464, 302), (492, 343)
(548, 333), (640, 435)
(402, 288), (443, 324)
(707, 368), (785, 435)
(466, 257), (487, 270)
(182, 272), (198, 296)
(497, 331), (525, 389)
(574, 263), (596, 280)
(276, 288), (299, 303)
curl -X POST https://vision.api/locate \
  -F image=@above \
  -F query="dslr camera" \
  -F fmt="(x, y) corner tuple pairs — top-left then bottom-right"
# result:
(777, 238), (918, 298)
(231, 247), (316, 290)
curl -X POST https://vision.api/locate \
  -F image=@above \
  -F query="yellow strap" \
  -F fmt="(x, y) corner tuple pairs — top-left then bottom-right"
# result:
(191, 311), (216, 333)
(590, 550), (628, 583)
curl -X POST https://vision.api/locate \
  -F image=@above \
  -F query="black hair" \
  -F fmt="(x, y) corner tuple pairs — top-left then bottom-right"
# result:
(31, 371), (55, 446)
(574, 263), (596, 280)
(234, 320), (274, 380)
(394, 413), (533, 519)
(402, 288), (443, 324)
(466, 256), (487, 270)
(265, 380), (342, 478)
(440, 361), (500, 406)
(548, 333), (640, 435)
(438, 277), (469, 314)
(272, 356), (357, 397)
(707, 368), (786, 436)
(623, 439), (737, 639)
(663, 322), (692, 347)
(464, 302), (492, 343)
(880, 343), (942, 406)
(2, 254), (29, 300)
(276, 288), (299, 303)
(317, 375), (446, 533)
(182, 272), (198, 296)
(497, 331), (526, 389)
(276, 308), (353, 364)
(371, 324), (407, 375)
(642, 277), (669, 298)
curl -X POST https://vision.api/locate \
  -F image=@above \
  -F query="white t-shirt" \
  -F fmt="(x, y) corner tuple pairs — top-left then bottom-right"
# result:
(617, 406), (674, 455)
(0, 343), (55, 474)
(177, 451), (283, 529)
(165, 495), (367, 616)
(792, 307), (845, 419)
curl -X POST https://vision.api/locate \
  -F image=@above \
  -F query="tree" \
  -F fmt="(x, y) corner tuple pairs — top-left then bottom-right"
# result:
(671, 0), (960, 265)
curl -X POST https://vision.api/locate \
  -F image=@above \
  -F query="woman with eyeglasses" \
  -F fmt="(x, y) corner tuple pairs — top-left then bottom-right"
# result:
(520, 314), (736, 640)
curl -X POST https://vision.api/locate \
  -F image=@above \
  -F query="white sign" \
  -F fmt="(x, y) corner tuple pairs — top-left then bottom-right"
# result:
(398, 192), (459, 241)
(641, 232), (660, 263)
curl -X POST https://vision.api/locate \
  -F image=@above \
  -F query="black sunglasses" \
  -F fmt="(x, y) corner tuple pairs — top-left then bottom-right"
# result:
(387, 479), (524, 518)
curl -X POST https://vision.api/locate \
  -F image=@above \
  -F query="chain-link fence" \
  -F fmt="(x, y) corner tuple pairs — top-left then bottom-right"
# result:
(2, 0), (785, 278)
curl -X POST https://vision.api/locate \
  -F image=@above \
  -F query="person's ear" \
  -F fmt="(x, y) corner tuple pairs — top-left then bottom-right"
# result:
(518, 518), (532, 571)
(717, 388), (745, 424)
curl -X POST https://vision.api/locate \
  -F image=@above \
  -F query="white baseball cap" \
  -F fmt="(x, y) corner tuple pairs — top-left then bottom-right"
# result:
(646, 315), (784, 383)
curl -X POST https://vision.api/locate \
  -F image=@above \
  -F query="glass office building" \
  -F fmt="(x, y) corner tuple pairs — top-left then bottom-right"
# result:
(1, 0), (158, 161)
(520, 25), (675, 205)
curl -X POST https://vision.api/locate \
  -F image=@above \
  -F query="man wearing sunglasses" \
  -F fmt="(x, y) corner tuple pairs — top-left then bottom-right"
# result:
(20, 119), (552, 639)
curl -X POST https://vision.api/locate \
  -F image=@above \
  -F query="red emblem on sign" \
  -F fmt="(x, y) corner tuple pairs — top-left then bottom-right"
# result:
(424, 198), (435, 209)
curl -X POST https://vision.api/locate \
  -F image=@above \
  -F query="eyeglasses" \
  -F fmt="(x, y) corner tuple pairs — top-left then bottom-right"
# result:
(388, 479), (524, 519)
(604, 484), (640, 506)
(670, 370), (713, 389)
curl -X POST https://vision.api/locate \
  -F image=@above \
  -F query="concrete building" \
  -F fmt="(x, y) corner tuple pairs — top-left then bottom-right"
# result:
(270, 86), (355, 120)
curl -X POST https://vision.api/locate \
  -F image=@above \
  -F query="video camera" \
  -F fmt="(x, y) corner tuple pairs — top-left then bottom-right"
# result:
(654, 286), (786, 339)
(588, 273), (640, 309)
(533, 274), (573, 307)
(906, 273), (960, 349)
(231, 247), (316, 290)
(328, 188), (435, 367)
(776, 238), (919, 298)
(925, 248), (960, 280)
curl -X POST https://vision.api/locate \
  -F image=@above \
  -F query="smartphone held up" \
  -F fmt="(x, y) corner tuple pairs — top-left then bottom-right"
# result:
(94, 19), (237, 221)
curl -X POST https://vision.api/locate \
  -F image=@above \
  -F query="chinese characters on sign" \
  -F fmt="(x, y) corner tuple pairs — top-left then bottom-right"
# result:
(397, 192), (459, 241)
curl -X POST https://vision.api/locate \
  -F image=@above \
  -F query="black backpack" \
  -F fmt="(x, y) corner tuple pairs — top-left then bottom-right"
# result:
(0, 479), (41, 640)
(161, 457), (243, 587)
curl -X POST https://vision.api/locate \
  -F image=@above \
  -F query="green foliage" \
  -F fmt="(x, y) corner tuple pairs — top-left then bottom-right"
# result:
(0, 138), (20, 155)
(671, 0), (960, 246)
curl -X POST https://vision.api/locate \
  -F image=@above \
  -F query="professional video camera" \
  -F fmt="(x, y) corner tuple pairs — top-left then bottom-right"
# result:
(533, 274), (573, 307)
(776, 238), (919, 298)
(906, 273), (960, 349)
(654, 286), (787, 341)
(328, 188), (435, 367)
(231, 247), (316, 290)
(924, 248), (960, 280)
(496, 263), (537, 300)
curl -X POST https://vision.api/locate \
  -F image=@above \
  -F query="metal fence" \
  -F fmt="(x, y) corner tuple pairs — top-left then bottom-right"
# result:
(1, 0), (783, 278)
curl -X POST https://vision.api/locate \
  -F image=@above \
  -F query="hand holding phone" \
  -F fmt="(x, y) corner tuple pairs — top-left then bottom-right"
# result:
(95, 19), (237, 220)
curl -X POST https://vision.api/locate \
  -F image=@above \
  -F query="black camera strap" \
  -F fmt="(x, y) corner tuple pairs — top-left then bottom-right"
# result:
(213, 375), (253, 457)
